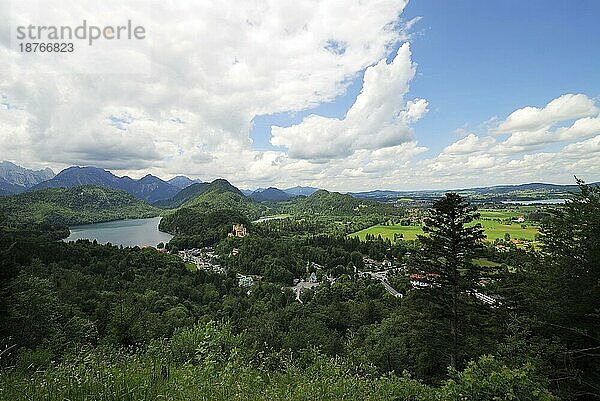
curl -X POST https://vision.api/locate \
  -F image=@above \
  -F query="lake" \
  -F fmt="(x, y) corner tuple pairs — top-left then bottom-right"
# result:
(64, 217), (173, 247)
(502, 199), (567, 205)
(252, 214), (292, 223)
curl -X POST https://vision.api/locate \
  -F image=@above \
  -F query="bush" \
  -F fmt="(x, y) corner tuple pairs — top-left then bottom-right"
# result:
(440, 355), (556, 400)
(170, 321), (240, 366)
(15, 348), (53, 372)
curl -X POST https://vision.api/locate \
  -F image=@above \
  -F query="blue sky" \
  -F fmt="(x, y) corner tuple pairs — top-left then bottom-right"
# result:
(251, 0), (600, 158)
(3, 0), (600, 190)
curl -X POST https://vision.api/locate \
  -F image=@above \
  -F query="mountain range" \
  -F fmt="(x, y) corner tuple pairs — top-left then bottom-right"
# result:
(1, 171), (593, 231)
(0, 162), (204, 201)
(167, 176), (203, 189)
(0, 161), (55, 195)
(241, 186), (319, 198)
(349, 181), (598, 201)
(1, 161), (596, 205)
(249, 187), (292, 202)
(29, 166), (184, 203)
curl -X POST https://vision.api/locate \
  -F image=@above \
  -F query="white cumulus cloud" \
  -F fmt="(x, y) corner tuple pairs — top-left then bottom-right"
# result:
(496, 93), (599, 133)
(270, 43), (428, 160)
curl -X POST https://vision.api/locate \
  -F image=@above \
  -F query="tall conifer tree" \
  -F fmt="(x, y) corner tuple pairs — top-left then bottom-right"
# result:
(415, 193), (486, 368)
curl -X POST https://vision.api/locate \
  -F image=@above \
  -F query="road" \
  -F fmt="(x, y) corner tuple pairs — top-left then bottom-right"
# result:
(291, 280), (320, 302)
(360, 270), (403, 298)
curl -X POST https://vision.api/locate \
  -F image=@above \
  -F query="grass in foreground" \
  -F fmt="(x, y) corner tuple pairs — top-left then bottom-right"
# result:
(0, 352), (554, 401)
(0, 322), (555, 401)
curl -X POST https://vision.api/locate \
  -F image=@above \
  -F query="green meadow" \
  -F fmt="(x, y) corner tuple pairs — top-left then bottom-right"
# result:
(351, 224), (424, 241)
(350, 210), (539, 242)
(478, 209), (521, 219)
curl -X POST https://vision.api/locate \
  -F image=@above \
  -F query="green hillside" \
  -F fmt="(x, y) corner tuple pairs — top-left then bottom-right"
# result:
(1, 338), (553, 401)
(285, 190), (403, 216)
(0, 185), (160, 227)
(157, 179), (266, 248)
(159, 207), (250, 248)
(156, 179), (246, 210)
(178, 179), (268, 218)
(153, 182), (211, 209)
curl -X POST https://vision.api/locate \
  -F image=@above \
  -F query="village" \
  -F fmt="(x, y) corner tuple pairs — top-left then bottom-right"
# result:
(176, 223), (503, 305)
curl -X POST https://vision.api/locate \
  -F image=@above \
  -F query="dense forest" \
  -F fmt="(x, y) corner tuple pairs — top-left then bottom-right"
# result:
(0, 185), (160, 227)
(279, 189), (404, 216)
(0, 181), (598, 400)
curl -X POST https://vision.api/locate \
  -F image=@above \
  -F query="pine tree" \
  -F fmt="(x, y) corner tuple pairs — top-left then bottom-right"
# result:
(414, 193), (487, 368)
(530, 179), (600, 397)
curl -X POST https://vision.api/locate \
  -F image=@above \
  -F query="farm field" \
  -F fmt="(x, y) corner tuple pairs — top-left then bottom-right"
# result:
(479, 209), (521, 219)
(477, 219), (538, 240)
(473, 258), (503, 267)
(350, 209), (539, 242)
(351, 224), (424, 241)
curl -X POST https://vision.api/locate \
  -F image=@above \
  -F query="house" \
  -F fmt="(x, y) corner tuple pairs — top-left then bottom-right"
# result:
(362, 256), (393, 271)
(495, 244), (509, 252)
(228, 224), (248, 237)
(409, 273), (440, 288)
(238, 275), (254, 288)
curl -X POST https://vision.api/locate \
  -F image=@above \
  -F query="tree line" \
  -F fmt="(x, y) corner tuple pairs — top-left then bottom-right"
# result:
(0, 180), (598, 399)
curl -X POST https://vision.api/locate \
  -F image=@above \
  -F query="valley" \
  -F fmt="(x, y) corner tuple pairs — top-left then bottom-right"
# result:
(2, 2), (599, 398)
(0, 162), (598, 400)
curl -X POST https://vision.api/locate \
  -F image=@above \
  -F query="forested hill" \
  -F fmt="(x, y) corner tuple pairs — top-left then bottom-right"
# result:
(174, 179), (266, 217)
(0, 185), (160, 227)
(158, 179), (266, 249)
(154, 182), (209, 209)
(285, 189), (402, 216)
(156, 179), (247, 210)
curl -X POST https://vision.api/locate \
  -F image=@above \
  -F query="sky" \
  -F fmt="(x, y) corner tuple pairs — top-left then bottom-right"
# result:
(1, 0), (599, 191)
